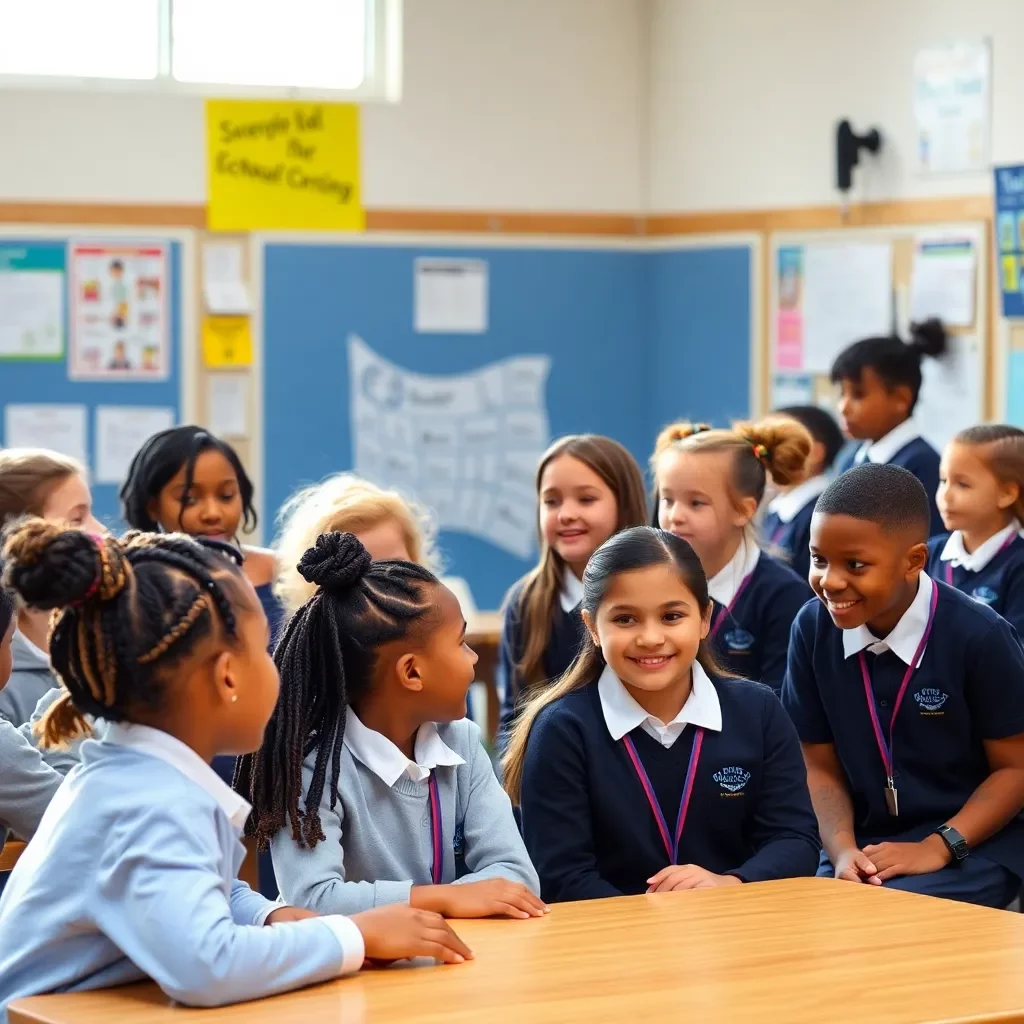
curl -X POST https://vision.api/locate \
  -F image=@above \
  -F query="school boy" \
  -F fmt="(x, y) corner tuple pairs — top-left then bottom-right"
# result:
(782, 464), (1024, 907)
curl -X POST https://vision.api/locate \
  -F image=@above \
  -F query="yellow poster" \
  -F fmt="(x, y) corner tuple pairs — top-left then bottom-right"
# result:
(206, 100), (363, 232)
(201, 315), (253, 368)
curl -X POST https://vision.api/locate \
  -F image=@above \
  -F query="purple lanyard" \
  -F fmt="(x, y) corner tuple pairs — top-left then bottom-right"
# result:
(708, 570), (756, 641)
(622, 728), (704, 863)
(857, 583), (939, 783)
(427, 772), (443, 885)
(769, 521), (789, 545)
(944, 531), (1016, 585)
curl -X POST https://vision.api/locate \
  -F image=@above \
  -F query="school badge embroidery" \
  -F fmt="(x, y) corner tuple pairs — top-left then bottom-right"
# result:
(713, 766), (751, 793)
(913, 687), (948, 712)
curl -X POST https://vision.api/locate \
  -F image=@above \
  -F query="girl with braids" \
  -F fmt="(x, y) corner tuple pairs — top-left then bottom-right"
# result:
(496, 435), (648, 750)
(652, 418), (813, 695)
(237, 533), (543, 918)
(0, 522), (471, 1014)
(505, 527), (819, 903)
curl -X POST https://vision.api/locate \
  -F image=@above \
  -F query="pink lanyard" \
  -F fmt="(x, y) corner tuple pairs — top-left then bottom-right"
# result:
(708, 570), (756, 641)
(622, 728), (704, 864)
(944, 531), (1016, 585)
(857, 583), (939, 785)
(427, 772), (443, 885)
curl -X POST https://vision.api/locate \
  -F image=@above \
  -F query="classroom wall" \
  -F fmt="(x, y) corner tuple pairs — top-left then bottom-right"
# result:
(0, 0), (645, 213)
(648, 0), (1024, 212)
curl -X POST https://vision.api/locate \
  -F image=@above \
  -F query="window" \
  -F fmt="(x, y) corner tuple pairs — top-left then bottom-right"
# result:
(0, 0), (399, 99)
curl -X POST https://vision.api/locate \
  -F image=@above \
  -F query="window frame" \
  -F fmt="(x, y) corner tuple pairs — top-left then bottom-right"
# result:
(0, 0), (401, 101)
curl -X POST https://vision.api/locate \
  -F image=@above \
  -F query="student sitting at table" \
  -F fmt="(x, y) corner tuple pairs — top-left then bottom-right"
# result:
(504, 526), (820, 903)
(782, 464), (1024, 907)
(0, 522), (470, 1016)
(236, 533), (544, 919)
(927, 425), (1024, 638)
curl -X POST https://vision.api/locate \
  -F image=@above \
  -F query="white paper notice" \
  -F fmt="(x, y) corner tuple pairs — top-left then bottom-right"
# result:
(915, 334), (983, 452)
(801, 243), (893, 374)
(414, 259), (488, 333)
(4, 405), (87, 465)
(910, 238), (976, 327)
(206, 373), (248, 438)
(203, 242), (250, 315)
(94, 406), (174, 485)
(348, 335), (549, 558)
(0, 269), (64, 359)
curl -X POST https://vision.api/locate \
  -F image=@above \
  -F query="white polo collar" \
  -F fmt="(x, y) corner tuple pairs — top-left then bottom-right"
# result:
(940, 521), (1020, 573)
(842, 573), (935, 666)
(597, 660), (723, 742)
(343, 708), (465, 787)
(559, 568), (584, 613)
(767, 474), (830, 524)
(103, 722), (251, 830)
(863, 419), (921, 466)
(708, 539), (761, 607)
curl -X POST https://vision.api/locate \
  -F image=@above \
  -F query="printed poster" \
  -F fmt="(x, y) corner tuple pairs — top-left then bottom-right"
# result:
(995, 165), (1024, 319)
(775, 247), (804, 370)
(348, 335), (551, 559)
(69, 242), (170, 380)
(0, 244), (65, 360)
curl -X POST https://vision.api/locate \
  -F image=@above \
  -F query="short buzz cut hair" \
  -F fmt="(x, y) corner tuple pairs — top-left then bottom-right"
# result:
(814, 464), (930, 541)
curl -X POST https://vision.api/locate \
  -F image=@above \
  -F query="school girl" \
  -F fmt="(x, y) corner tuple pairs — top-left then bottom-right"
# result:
(762, 405), (845, 580)
(236, 533), (544, 919)
(0, 522), (470, 1014)
(497, 435), (648, 746)
(928, 425), (1024, 637)
(120, 425), (286, 647)
(652, 418), (812, 695)
(274, 473), (440, 617)
(504, 526), (819, 902)
(830, 319), (947, 535)
(0, 448), (102, 725)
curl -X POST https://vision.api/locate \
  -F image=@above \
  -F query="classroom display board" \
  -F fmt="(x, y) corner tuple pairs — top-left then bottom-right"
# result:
(769, 224), (987, 452)
(0, 236), (183, 526)
(261, 240), (754, 609)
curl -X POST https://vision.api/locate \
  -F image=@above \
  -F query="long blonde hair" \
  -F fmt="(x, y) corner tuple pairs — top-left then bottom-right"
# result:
(513, 435), (648, 691)
(503, 526), (723, 804)
(0, 448), (85, 526)
(273, 474), (439, 613)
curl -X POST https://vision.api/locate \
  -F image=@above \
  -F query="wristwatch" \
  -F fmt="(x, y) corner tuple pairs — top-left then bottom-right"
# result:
(933, 824), (970, 865)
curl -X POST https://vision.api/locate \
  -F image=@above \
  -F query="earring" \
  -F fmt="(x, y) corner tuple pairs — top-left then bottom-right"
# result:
(231, 695), (238, 703)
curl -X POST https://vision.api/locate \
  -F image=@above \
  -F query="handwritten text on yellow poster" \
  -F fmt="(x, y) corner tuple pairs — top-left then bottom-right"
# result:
(206, 100), (362, 232)
(201, 315), (253, 368)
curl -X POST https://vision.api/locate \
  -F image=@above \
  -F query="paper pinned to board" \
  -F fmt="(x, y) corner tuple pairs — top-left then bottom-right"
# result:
(415, 258), (488, 333)
(3, 404), (87, 465)
(203, 241), (250, 314)
(206, 373), (248, 438)
(910, 237), (976, 327)
(94, 406), (175, 485)
(914, 334), (983, 451)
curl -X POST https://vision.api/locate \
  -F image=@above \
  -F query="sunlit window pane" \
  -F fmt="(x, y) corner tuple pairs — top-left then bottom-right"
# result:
(0, 0), (160, 79)
(172, 0), (366, 90)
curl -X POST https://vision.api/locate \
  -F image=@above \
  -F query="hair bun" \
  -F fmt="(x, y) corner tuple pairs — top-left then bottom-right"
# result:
(908, 318), (947, 358)
(297, 532), (371, 593)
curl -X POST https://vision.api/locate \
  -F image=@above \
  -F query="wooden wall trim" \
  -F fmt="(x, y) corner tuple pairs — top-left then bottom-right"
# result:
(0, 202), (208, 228)
(364, 208), (646, 236)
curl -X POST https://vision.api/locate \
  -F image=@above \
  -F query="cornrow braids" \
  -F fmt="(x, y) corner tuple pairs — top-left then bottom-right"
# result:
(1, 520), (246, 748)
(235, 532), (440, 851)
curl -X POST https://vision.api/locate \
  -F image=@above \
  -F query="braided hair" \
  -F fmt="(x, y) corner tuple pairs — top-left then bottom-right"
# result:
(235, 532), (438, 851)
(1, 519), (245, 748)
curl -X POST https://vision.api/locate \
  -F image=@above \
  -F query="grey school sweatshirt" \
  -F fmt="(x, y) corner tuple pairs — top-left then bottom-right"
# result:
(271, 716), (539, 915)
(0, 632), (57, 726)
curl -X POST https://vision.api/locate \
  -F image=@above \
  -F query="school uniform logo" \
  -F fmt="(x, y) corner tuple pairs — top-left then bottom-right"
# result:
(913, 687), (948, 712)
(723, 629), (755, 653)
(713, 766), (751, 793)
(970, 586), (998, 606)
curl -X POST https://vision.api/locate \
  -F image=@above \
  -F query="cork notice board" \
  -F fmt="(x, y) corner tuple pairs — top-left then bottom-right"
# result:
(768, 223), (988, 451)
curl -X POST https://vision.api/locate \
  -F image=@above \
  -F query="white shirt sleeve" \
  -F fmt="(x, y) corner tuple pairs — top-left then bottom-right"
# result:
(312, 915), (366, 975)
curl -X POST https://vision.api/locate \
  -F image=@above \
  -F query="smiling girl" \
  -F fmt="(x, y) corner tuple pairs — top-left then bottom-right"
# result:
(496, 436), (648, 747)
(504, 526), (819, 902)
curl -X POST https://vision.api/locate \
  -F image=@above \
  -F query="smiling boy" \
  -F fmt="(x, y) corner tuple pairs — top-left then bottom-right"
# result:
(782, 464), (1024, 906)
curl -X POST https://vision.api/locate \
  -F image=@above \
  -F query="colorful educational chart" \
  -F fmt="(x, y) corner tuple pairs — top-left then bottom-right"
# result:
(995, 164), (1024, 318)
(0, 244), (64, 360)
(206, 100), (362, 231)
(348, 335), (550, 558)
(775, 247), (803, 369)
(913, 42), (991, 175)
(69, 242), (169, 380)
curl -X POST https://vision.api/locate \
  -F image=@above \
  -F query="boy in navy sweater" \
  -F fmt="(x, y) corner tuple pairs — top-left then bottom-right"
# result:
(504, 527), (820, 903)
(783, 464), (1024, 907)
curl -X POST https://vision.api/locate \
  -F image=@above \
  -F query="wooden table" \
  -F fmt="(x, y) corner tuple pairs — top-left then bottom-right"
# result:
(13, 877), (1024, 1023)
(466, 610), (502, 742)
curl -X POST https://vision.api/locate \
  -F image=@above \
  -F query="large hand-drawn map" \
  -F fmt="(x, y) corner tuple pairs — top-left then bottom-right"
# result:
(348, 335), (551, 558)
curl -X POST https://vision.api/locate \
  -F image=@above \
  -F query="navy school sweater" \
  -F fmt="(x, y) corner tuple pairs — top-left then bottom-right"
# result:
(709, 554), (812, 697)
(761, 501), (816, 584)
(496, 577), (587, 748)
(519, 676), (821, 902)
(782, 583), (1024, 878)
(927, 533), (1024, 640)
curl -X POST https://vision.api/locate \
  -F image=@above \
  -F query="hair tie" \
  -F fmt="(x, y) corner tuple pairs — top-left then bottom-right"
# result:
(752, 442), (770, 464)
(693, 424), (711, 435)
